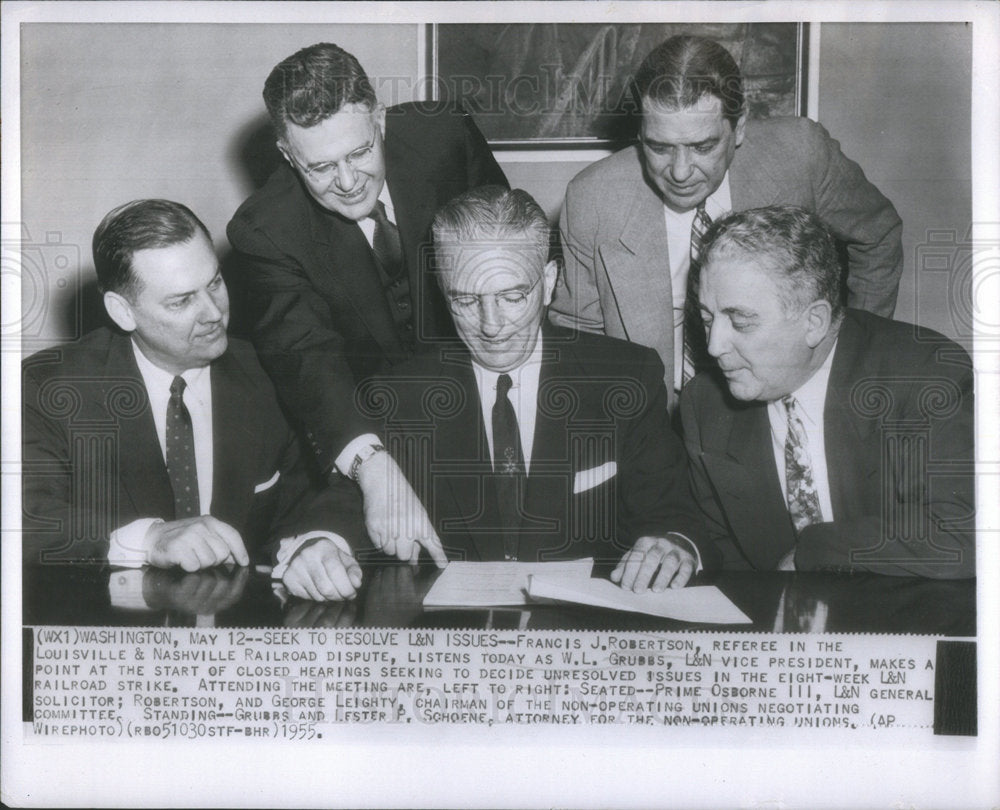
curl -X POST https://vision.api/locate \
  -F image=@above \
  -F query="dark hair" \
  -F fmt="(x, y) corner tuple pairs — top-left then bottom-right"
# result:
(634, 35), (744, 127)
(700, 205), (845, 318)
(92, 199), (211, 298)
(432, 185), (551, 266)
(263, 43), (377, 138)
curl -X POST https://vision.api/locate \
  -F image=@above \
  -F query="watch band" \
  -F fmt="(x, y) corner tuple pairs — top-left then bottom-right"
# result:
(349, 443), (386, 482)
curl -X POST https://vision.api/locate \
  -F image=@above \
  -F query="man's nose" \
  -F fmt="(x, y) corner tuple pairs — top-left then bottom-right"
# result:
(705, 317), (727, 358)
(199, 291), (225, 322)
(479, 297), (504, 337)
(334, 160), (358, 191)
(669, 147), (694, 182)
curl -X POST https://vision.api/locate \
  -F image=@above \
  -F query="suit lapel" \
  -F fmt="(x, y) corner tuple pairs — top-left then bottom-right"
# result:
(426, 355), (498, 561)
(209, 350), (259, 527)
(104, 335), (175, 521)
(823, 316), (879, 521)
(305, 198), (403, 357)
(703, 398), (796, 568)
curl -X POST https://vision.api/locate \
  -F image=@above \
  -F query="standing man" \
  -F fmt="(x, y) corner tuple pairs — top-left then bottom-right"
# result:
(227, 43), (508, 565)
(23, 200), (367, 602)
(551, 34), (903, 408)
(356, 186), (719, 590)
(682, 206), (973, 579)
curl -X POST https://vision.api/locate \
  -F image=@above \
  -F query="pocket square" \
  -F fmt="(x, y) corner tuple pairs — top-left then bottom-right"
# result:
(253, 470), (280, 494)
(573, 461), (617, 494)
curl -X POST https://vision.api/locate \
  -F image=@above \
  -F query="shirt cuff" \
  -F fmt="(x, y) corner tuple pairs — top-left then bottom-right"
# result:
(272, 532), (354, 580)
(334, 433), (382, 478)
(108, 569), (149, 609)
(108, 518), (163, 568)
(666, 532), (703, 574)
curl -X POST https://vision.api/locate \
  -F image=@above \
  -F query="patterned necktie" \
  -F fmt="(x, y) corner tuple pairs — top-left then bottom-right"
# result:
(371, 200), (404, 279)
(682, 203), (713, 386)
(782, 395), (823, 533)
(166, 375), (200, 519)
(492, 373), (524, 560)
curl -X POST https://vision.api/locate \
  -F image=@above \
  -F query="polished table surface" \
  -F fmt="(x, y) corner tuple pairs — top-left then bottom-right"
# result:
(23, 562), (975, 635)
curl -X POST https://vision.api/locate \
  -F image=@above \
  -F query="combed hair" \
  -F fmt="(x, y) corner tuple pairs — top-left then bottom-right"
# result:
(263, 42), (377, 138)
(432, 185), (551, 264)
(633, 35), (744, 126)
(700, 205), (845, 317)
(92, 199), (211, 298)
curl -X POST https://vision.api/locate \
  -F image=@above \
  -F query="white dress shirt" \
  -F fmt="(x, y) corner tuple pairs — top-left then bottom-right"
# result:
(356, 184), (398, 248)
(663, 174), (733, 392)
(471, 333), (544, 474)
(108, 340), (351, 574)
(766, 340), (839, 525)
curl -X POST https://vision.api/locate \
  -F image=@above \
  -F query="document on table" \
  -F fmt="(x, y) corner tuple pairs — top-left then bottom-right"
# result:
(526, 575), (752, 625)
(422, 558), (594, 607)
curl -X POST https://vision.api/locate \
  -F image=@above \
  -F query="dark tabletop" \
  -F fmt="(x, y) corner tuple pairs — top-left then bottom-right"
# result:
(22, 561), (975, 635)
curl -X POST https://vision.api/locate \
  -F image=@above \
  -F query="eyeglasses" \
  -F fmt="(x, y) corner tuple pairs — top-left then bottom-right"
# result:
(288, 128), (379, 184)
(446, 276), (542, 318)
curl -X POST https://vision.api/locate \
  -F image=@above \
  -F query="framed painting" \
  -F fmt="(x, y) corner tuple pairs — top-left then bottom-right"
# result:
(430, 22), (808, 149)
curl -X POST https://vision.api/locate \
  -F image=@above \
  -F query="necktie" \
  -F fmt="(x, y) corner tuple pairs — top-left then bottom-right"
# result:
(782, 395), (823, 533)
(370, 200), (404, 280)
(166, 376), (200, 519)
(492, 373), (524, 560)
(682, 203), (713, 386)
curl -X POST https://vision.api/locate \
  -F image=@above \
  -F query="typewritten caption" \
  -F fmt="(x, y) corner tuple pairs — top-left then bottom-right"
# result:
(26, 628), (944, 740)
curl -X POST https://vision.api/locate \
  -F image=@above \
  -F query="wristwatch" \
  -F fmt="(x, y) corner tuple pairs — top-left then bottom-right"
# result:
(349, 443), (386, 482)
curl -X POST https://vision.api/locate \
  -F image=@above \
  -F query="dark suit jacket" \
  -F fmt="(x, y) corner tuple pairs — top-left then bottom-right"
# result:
(22, 328), (364, 565)
(552, 117), (903, 406)
(356, 324), (718, 568)
(226, 101), (508, 472)
(680, 310), (974, 578)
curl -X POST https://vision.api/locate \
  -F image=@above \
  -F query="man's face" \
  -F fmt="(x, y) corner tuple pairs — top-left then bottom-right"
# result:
(106, 233), (229, 375)
(278, 102), (387, 222)
(640, 95), (745, 213)
(439, 241), (557, 373)
(698, 249), (816, 402)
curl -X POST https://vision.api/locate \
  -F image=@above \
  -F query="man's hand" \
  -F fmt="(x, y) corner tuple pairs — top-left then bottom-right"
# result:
(776, 548), (797, 571)
(146, 516), (249, 571)
(355, 451), (448, 568)
(611, 535), (696, 592)
(282, 539), (362, 602)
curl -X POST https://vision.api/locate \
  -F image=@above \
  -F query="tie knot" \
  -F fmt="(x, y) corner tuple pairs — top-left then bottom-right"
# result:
(170, 375), (186, 398)
(370, 199), (388, 225)
(497, 373), (513, 398)
(781, 394), (797, 414)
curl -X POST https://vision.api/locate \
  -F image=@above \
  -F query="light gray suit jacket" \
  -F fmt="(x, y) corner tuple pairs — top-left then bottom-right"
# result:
(550, 117), (903, 410)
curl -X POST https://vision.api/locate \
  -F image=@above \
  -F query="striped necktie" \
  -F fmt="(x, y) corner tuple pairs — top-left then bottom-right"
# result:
(682, 203), (713, 386)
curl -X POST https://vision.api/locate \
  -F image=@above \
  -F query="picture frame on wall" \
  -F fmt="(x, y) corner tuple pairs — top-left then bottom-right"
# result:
(429, 22), (809, 149)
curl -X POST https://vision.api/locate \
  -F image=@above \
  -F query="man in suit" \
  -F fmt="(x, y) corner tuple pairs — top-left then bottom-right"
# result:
(357, 186), (719, 590)
(227, 43), (507, 566)
(551, 35), (903, 408)
(681, 205), (974, 578)
(23, 200), (367, 602)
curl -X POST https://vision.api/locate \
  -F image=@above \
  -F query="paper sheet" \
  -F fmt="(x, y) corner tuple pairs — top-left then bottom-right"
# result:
(526, 575), (753, 625)
(422, 558), (594, 607)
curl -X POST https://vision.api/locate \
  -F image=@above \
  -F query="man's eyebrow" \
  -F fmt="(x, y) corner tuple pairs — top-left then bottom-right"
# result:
(721, 306), (758, 319)
(643, 135), (720, 148)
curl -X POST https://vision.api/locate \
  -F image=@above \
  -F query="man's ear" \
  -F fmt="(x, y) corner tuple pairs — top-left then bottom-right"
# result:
(374, 103), (387, 137)
(733, 111), (748, 148)
(803, 298), (833, 348)
(542, 260), (559, 306)
(276, 140), (293, 167)
(104, 291), (136, 333)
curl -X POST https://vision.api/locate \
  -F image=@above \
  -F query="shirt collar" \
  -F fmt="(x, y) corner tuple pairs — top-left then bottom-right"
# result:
(784, 338), (839, 429)
(131, 339), (210, 398)
(471, 329), (544, 393)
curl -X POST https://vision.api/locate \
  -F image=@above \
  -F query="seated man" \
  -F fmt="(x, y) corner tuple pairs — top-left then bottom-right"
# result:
(23, 199), (366, 601)
(354, 186), (719, 591)
(681, 205), (974, 578)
